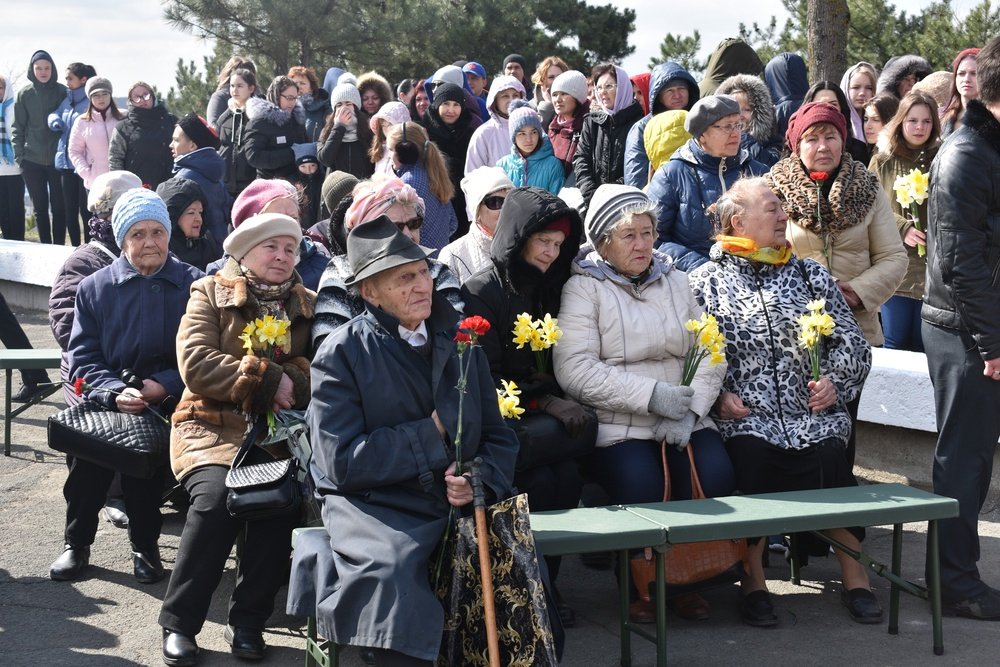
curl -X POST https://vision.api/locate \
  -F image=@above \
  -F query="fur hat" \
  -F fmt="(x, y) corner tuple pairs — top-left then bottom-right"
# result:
(432, 65), (465, 89)
(684, 94), (741, 138)
(112, 188), (171, 247)
(584, 184), (652, 247)
(369, 101), (410, 133)
(177, 112), (220, 150)
(345, 216), (432, 287)
(507, 99), (543, 142)
(785, 101), (847, 154)
(84, 76), (112, 98)
(912, 71), (954, 110)
(330, 82), (361, 110)
(551, 70), (588, 105)
(88, 170), (142, 216)
(322, 171), (359, 214)
(232, 179), (298, 228)
(223, 213), (303, 262)
(461, 167), (514, 221)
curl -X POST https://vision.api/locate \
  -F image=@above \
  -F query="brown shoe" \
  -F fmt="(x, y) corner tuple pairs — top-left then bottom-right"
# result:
(628, 599), (656, 624)
(670, 592), (710, 621)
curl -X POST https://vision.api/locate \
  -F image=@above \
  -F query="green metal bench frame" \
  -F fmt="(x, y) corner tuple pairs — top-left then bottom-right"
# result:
(1, 348), (62, 456)
(292, 483), (958, 667)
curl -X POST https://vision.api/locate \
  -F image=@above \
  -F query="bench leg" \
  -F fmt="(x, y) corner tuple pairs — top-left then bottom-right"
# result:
(4, 368), (11, 456)
(928, 520), (944, 656)
(789, 533), (801, 585)
(618, 550), (631, 667)
(889, 524), (902, 635)
(654, 549), (667, 667)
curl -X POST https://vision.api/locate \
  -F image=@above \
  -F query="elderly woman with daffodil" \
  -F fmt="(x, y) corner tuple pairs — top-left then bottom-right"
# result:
(160, 212), (316, 665)
(554, 184), (735, 623)
(688, 177), (878, 629)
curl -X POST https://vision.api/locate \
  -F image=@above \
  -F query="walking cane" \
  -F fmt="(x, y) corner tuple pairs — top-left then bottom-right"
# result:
(470, 457), (501, 667)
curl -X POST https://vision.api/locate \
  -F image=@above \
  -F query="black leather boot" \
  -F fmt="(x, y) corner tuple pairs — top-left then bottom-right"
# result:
(49, 544), (90, 581)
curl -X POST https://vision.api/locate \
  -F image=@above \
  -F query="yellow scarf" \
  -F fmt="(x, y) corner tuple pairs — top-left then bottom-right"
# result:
(717, 235), (793, 265)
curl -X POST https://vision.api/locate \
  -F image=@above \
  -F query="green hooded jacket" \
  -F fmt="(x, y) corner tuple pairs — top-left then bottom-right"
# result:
(12, 50), (67, 166)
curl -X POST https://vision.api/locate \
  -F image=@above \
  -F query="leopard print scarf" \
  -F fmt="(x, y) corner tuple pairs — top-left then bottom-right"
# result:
(766, 155), (881, 236)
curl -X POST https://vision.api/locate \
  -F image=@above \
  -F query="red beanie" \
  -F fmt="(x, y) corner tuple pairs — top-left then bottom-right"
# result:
(544, 216), (572, 238)
(785, 102), (847, 154)
(953, 47), (980, 73)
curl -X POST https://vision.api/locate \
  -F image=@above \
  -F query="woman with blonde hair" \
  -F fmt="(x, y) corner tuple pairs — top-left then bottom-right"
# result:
(532, 55), (569, 127)
(385, 122), (456, 249)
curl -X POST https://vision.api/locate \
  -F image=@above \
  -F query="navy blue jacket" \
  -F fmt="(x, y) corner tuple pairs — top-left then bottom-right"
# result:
(67, 254), (203, 408)
(173, 147), (232, 246)
(649, 139), (767, 272)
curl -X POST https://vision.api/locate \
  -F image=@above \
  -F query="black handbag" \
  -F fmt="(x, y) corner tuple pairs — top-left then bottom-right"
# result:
(47, 400), (170, 478)
(225, 416), (301, 521)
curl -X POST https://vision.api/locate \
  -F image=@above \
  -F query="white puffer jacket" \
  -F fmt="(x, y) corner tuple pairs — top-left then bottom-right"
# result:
(554, 247), (724, 448)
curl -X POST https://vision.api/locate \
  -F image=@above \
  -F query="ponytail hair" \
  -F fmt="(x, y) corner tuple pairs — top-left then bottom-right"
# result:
(386, 122), (454, 202)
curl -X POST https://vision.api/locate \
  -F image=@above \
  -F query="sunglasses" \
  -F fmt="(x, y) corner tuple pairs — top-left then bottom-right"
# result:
(395, 216), (423, 231)
(483, 195), (506, 211)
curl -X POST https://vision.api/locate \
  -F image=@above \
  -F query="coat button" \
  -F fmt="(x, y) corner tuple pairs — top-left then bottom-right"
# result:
(151, 283), (161, 293)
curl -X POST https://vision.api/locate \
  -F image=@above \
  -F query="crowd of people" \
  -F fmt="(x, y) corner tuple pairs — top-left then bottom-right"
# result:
(2, 32), (1000, 666)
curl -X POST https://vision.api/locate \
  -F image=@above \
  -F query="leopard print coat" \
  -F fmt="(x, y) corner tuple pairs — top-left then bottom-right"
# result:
(688, 245), (871, 449)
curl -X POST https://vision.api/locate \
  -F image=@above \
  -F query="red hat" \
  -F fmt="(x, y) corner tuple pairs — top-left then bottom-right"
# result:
(953, 47), (980, 73)
(544, 216), (572, 238)
(785, 102), (847, 154)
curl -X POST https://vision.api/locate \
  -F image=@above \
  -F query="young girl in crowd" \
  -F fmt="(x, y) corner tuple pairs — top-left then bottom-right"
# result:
(385, 121), (456, 250)
(318, 83), (375, 180)
(862, 93), (900, 154)
(497, 99), (565, 194)
(368, 101), (411, 175)
(215, 68), (258, 199)
(68, 78), (123, 200)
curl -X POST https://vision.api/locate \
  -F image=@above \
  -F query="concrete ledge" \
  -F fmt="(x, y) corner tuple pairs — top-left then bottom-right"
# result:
(858, 348), (936, 433)
(0, 240), (74, 310)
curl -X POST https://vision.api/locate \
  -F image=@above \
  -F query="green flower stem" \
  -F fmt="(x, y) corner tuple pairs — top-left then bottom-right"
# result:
(911, 203), (926, 258)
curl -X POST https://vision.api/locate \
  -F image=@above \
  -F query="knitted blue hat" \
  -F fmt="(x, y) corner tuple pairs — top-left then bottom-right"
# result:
(508, 99), (543, 143)
(112, 188), (171, 247)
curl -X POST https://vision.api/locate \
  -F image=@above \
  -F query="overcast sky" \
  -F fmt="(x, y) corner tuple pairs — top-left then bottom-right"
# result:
(2, 0), (983, 94)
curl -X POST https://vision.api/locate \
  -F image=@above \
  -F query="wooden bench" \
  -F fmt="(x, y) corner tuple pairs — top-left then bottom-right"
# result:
(1, 348), (62, 456)
(291, 483), (957, 667)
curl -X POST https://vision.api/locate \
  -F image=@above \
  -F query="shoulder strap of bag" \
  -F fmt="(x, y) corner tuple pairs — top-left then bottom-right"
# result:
(88, 240), (117, 262)
(661, 440), (706, 502)
(231, 415), (267, 468)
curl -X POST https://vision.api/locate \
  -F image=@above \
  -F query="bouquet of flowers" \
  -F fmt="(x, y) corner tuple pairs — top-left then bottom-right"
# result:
(681, 313), (725, 386)
(797, 299), (836, 381)
(496, 380), (524, 420)
(238, 314), (292, 435)
(512, 312), (562, 373)
(893, 168), (930, 257)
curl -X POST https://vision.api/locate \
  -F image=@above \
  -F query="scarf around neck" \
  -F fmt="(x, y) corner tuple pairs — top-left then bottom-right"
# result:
(717, 235), (793, 265)
(241, 267), (295, 319)
(766, 155), (881, 236)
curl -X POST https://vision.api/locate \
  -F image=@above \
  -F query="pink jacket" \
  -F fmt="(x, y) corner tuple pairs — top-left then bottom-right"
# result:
(68, 111), (119, 188)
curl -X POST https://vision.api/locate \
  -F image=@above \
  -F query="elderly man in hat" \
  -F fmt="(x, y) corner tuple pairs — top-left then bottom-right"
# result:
(306, 217), (517, 666)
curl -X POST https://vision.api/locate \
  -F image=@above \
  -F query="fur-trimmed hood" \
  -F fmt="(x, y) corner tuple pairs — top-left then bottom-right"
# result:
(245, 95), (305, 127)
(877, 55), (932, 98)
(357, 71), (392, 110)
(716, 74), (776, 142)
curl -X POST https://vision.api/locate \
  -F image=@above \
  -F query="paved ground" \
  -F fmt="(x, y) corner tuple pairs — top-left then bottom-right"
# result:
(2, 305), (1000, 666)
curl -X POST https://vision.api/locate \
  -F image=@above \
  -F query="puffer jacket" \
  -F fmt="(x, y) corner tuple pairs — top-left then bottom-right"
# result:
(765, 52), (809, 143)
(922, 100), (1000, 359)
(67, 110), (119, 188)
(769, 156), (908, 346)
(173, 147), (232, 246)
(869, 143), (938, 300)
(555, 247), (724, 448)
(170, 258), (315, 481)
(214, 99), (255, 197)
(464, 76), (525, 174)
(49, 85), (88, 170)
(716, 74), (781, 167)
(12, 50), (67, 166)
(643, 110), (690, 174)
(461, 187), (583, 398)
(573, 100), (644, 207)
(496, 134), (565, 194)
(624, 62), (699, 188)
(244, 96), (308, 180)
(107, 103), (176, 188)
(689, 245), (871, 450)
(649, 139), (767, 271)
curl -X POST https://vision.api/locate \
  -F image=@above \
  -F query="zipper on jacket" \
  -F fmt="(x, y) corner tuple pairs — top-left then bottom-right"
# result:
(718, 160), (727, 195)
(753, 267), (796, 450)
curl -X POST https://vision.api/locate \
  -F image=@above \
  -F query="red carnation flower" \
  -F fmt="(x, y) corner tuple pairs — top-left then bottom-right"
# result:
(458, 315), (491, 337)
(73, 378), (87, 396)
(454, 331), (472, 344)
(809, 171), (829, 182)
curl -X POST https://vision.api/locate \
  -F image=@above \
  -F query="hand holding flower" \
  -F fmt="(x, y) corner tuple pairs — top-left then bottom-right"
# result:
(444, 461), (473, 507)
(115, 387), (148, 414)
(807, 377), (837, 412)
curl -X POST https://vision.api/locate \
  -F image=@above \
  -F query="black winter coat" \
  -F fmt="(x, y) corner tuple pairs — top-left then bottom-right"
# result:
(306, 294), (517, 660)
(215, 104), (255, 197)
(422, 106), (481, 238)
(317, 114), (375, 180)
(108, 103), (176, 189)
(922, 100), (1000, 358)
(244, 97), (308, 180)
(461, 187), (583, 400)
(573, 101), (644, 207)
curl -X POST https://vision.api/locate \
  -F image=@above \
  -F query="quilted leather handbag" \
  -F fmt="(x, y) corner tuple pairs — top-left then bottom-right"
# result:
(225, 416), (301, 521)
(47, 401), (170, 478)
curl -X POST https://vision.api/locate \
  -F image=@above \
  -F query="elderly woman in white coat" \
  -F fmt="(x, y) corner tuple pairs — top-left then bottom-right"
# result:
(553, 184), (734, 623)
